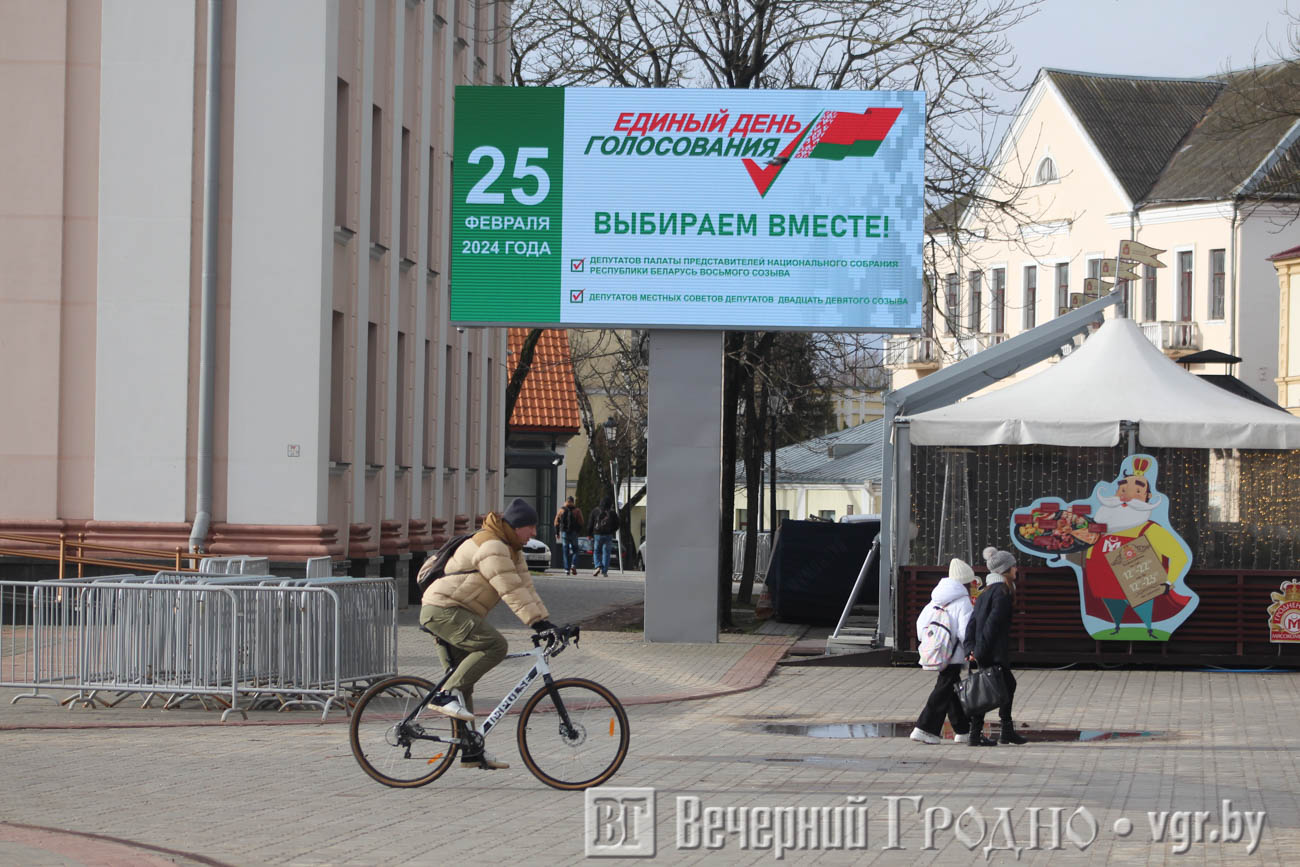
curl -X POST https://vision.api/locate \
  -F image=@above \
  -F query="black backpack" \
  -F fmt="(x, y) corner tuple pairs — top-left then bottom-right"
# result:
(558, 505), (583, 534)
(416, 534), (473, 594)
(595, 508), (620, 535)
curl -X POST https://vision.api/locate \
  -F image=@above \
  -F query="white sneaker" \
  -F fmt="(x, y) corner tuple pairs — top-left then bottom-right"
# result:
(909, 727), (941, 745)
(953, 733), (972, 744)
(427, 691), (475, 722)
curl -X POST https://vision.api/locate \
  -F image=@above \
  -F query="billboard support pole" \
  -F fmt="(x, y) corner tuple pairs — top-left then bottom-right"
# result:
(645, 330), (723, 642)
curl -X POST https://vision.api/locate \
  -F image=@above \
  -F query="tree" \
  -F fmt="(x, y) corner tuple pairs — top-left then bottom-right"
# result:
(511, 0), (1042, 624)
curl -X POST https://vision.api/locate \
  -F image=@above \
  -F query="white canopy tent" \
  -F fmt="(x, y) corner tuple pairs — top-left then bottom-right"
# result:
(900, 317), (1300, 448)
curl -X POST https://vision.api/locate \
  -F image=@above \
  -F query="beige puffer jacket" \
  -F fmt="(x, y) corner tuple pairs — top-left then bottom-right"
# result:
(420, 515), (549, 626)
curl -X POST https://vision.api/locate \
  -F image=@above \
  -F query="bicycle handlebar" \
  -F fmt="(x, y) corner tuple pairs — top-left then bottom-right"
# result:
(530, 623), (580, 653)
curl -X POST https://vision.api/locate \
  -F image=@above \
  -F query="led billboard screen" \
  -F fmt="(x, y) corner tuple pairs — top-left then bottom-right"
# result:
(451, 87), (924, 331)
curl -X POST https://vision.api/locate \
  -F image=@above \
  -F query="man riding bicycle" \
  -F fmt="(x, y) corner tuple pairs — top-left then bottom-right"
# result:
(418, 498), (557, 770)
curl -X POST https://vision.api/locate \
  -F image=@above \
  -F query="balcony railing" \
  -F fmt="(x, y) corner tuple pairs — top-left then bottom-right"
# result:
(956, 332), (1008, 357)
(884, 336), (940, 369)
(1141, 321), (1201, 356)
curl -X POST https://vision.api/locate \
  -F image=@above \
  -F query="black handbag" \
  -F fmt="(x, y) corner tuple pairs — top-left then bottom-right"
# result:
(955, 662), (1009, 716)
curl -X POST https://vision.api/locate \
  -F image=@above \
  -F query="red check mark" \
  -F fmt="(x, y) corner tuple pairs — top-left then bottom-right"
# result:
(570, 289), (584, 302)
(571, 258), (586, 272)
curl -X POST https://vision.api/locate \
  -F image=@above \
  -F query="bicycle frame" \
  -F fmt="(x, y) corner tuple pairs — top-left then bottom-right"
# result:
(402, 640), (575, 750)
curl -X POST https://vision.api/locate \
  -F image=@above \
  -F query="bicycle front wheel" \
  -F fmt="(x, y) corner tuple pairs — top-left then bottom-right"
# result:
(517, 678), (629, 790)
(349, 675), (462, 787)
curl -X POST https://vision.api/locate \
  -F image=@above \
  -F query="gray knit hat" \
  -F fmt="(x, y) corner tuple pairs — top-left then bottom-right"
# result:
(983, 546), (1016, 575)
(502, 498), (539, 529)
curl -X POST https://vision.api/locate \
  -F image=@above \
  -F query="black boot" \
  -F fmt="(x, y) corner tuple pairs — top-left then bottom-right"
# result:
(999, 723), (1027, 745)
(968, 733), (997, 746)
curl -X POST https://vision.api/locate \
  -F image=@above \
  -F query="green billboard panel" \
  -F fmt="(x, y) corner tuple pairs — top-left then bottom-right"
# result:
(451, 87), (924, 332)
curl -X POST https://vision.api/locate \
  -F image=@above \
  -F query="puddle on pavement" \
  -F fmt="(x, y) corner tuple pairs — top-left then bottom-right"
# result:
(753, 722), (1166, 742)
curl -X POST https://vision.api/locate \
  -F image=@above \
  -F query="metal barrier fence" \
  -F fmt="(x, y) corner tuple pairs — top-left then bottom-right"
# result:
(0, 575), (395, 721)
(730, 531), (773, 581)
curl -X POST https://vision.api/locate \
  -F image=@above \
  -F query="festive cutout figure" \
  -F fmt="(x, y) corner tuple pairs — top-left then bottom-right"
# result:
(1010, 454), (1197, 641)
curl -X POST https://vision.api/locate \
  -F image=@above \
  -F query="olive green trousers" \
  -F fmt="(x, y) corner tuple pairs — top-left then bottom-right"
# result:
(418, 604), (508, 713)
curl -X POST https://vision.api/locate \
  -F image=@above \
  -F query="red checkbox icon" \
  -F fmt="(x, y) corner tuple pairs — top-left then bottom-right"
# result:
(571, 258), (585, 272)
(570, 289), (584, 302)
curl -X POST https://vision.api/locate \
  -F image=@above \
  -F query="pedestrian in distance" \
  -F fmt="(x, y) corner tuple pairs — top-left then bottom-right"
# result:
(963, 546), (1028, 746)
(590, 495), (621, 577)
(417, 498), (559, 770)
(553, 496), (584, 575)
(910, 558), (979, 745)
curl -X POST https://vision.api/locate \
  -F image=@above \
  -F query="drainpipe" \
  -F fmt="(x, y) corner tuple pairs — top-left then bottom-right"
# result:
(1228, 199), (1240, 356)
(190, 0), (222, 554)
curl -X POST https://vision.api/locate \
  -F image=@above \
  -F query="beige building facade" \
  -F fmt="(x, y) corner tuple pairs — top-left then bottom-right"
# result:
(1274, 245), (1300, 416)
(0, 0), (510, 574)
(891, 67), (1300, 398)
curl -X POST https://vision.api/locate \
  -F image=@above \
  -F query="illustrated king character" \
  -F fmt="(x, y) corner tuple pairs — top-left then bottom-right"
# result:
(1010, 454), (1198, 641)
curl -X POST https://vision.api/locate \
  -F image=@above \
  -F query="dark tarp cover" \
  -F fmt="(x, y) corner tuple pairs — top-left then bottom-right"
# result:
(765, 519), (879, 624)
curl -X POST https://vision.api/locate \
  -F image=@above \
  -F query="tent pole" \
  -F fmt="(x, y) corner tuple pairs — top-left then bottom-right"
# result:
(1122, 419), (1138, 456)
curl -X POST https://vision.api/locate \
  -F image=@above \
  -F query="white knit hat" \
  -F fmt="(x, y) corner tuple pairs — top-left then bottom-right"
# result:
(983, 546), (1017, 575)
(948, 558), (977, 584)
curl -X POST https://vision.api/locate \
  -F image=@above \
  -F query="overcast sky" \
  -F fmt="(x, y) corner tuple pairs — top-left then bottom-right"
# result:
(1007, 0), (1296, 85)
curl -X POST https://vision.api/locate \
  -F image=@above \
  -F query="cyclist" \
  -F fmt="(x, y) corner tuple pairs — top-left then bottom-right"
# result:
(418, 497), (557, 770)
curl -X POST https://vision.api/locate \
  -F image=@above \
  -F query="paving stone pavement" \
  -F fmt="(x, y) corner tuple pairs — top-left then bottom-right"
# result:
(2, 627), (1298, 864)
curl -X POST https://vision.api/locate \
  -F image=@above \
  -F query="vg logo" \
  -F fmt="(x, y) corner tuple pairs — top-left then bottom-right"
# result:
(585, 787), (656, 857)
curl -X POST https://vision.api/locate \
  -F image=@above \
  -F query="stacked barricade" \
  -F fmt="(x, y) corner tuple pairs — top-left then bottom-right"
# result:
(0, 575), (395, 721)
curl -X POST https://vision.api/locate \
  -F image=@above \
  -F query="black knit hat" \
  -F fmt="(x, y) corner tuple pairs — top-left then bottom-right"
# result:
(502, 498), (539, 529)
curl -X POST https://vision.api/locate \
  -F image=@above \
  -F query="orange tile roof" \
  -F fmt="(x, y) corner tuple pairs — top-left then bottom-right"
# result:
(507, 328), (581, 433)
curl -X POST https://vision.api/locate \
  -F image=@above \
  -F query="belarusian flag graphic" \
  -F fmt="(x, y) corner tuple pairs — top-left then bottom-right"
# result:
(794, 107), (903, 160)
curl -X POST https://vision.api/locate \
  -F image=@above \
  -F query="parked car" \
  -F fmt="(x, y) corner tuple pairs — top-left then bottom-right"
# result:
(522, 537), (551, 572)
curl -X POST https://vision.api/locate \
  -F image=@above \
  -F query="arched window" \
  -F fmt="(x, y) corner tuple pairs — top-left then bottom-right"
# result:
(1036, 156), (1058, 184)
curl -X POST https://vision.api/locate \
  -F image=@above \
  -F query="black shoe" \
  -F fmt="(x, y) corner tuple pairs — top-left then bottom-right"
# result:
(968, 734), (997, 747)
(460, 750), (510, 770)
(1147, 629), (1157, 639)
(999, 726), (1027, 745)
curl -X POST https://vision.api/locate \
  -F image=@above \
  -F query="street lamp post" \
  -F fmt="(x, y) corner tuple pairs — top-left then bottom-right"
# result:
(603, 417), (623, 574)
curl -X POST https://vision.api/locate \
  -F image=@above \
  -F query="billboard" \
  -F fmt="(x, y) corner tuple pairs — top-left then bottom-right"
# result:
(450, 87), (925, 331)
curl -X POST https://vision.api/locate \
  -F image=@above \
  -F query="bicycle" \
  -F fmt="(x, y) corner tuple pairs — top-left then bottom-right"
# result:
(348, 624), (629, 791)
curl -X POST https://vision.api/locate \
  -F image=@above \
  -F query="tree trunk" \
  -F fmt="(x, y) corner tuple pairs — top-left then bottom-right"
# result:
(738, 360), (762, 604)
(718, 332), (744, 628)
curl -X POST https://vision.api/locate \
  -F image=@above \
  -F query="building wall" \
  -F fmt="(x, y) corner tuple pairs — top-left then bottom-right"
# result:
(1277, 253), (1300, 415)
(906, 76), (1298, 402)
(0, 0), (511, 568)
(0, 0), (101, 523)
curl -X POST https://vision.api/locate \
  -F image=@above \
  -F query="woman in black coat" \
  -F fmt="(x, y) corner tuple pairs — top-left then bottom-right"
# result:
(963, 546), (1027, 747)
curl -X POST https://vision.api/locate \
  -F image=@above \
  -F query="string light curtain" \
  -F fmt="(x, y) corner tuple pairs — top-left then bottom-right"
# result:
(908, 444), (1300, 571)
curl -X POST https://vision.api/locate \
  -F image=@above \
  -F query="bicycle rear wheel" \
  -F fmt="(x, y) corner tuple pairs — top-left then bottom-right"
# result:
(517, 678), (629, 790)
(349, 675), (462, 787)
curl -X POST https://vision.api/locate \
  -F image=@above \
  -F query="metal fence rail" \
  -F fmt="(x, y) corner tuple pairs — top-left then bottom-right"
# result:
(730, 531), (773, 581)
(0, 576), (395, 721)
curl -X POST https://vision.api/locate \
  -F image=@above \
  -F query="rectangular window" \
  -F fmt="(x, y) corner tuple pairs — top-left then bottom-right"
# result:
(818, 509), (837, 521)
(423, 339), (435, 467)
(466, 350), (478, 470)
(1178, 250), (1193, 322)
(335, 79), (350, 228)
(1143, 264), (1157, 321)
(1055, 263), (1069, 316)
(486, 354), (497, 470)
(330, 311), (346, 462)
(945, 273), (958, 335)
(1023, 266), (1037, 330)
(922, 276), (934, 336)
(443, 344), (456, 467)
(370, 106), (384, 245)
(395, 331), (409, 466)
(399, 127), (412, 260)
(736, 509), (748, 531)
(968, 270), (981, 331)
(427, 145), (438, 272)
(366, 322), (380, 465)
(1118, 276), (1132, 318)
(1210, 248), (1225, 320)
(991, 268), (1005, 333)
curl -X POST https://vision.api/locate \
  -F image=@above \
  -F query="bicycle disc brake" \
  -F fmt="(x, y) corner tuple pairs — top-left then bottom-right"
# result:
(559, 720), (587, 746)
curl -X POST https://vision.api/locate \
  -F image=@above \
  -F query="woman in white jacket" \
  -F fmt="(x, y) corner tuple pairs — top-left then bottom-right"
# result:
(909, 558), (979, 745)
